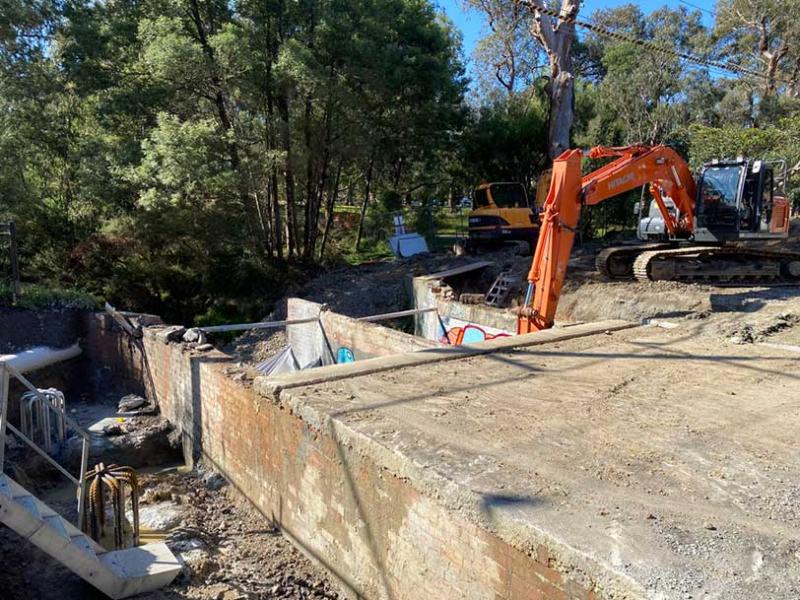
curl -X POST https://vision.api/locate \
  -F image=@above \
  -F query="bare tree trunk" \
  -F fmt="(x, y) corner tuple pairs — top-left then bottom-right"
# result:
(310, 147), (331, 259)
(355, 157), (375, 252)
(529, 0), (581, 159)
(319, 161), (342, 262)
(759, 22), (788, 97)
(254, 190), (272, 256)
(264, 19), (283, 259)
(306, 71), (338, 259)
(270, 169), (283, 258)
(277, 92), (298, 257)
(302, 96), (315, 258)
(188, 0), (265, 254)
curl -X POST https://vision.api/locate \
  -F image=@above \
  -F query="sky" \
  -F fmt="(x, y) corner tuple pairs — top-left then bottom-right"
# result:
(437, 0), (716, 81)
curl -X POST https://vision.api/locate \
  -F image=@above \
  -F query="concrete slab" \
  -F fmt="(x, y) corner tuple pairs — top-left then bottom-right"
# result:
(263, 319), (635, 392)
(420, 261), (494, 280)
(280, 325), (800, 599)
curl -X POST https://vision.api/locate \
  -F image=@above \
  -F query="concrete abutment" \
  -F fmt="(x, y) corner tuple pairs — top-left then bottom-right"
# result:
(97, 309), (634, 600)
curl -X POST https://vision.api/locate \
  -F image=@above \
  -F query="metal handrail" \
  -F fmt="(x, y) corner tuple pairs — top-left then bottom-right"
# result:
(357, 307), (438, 322)
(197, 316), (320, 333)
(0, 361), (90, 530)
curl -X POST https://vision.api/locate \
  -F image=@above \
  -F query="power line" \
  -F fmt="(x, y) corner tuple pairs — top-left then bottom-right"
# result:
(678, 0), (716, 17)
(516, 0), (794, 86)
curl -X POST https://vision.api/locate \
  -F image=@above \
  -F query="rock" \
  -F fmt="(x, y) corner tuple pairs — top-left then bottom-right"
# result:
(178, 547), (217, 581)
(118, 394), (148, 413)
(102, 423), (125, 437)
(172, 538), (205, 552)
(196, 343), (214, 352)
(157, 325), (186, 343)
(66, 417), (180, 469)
(686, 311), (710, 320)
(183, 328), (208, 344)
(141, 485), (175, 505)
(458, 293), (486, 305)
(204, 471), (228, 491)
(136, 501), (185, 531)
(730, 324), (755, 345)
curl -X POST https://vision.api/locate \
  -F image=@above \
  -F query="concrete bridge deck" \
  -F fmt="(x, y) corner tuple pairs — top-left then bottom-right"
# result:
(267, 322), (800, 599)
(129, 310), (800, 600)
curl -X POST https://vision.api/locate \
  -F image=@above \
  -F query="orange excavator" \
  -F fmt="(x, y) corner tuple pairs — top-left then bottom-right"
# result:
(518, 145), (798, 334)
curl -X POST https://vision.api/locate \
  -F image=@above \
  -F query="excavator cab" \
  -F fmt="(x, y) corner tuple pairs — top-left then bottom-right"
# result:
(694, 159), (790, 242)
(466, 182), (539, 251)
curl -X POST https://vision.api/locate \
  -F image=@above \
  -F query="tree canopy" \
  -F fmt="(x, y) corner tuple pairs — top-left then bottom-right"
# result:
(2, 0), (799, 321)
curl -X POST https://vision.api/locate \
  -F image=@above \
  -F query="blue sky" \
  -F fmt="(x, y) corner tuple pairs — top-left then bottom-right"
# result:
(437, 0), (715, 79)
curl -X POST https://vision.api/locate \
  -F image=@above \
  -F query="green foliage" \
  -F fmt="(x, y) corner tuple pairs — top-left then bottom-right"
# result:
(458, 91), (549, 189)
(4, 0), (800, 314)
(378, 191), (403, 213)
(687, 118), (800, 169)
(0, 282), (100, 310)
(1, 0), (467, 320)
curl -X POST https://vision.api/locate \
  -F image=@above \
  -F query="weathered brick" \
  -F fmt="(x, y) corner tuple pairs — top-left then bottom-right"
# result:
(81, 321), (604, 600)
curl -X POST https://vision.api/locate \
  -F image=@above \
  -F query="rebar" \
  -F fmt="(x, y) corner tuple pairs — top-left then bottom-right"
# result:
(20, 388), (66, 454)
(83, 463), (140, 550)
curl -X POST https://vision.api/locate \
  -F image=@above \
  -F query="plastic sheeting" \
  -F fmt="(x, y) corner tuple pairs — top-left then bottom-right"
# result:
(255, 346), (301, 376)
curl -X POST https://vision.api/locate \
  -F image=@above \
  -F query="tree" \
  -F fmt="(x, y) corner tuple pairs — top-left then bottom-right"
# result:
(457, 91), (549, 189)
(716, 0), (800, 97)
(526, 0), (581, 158)
(0, 0), (468, 320)
(464, 0), (581, 159)
(579, 5), (710, 146)
(468, 0), (543, 97)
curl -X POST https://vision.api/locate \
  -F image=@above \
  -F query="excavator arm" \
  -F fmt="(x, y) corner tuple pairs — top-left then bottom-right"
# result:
(518, 145), (697, 334)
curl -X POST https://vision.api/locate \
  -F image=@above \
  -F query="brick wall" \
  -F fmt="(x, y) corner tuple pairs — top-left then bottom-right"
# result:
(0, 308), (84, 353)
(138, 328), (600, 600)
(413, 276), (517, 340)
(82, 312), (164, 398)
(287, 298), (440, 367)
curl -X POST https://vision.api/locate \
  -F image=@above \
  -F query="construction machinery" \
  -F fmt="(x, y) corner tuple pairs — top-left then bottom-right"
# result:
(518, 144), (799, 334)
(467, 181), (539, 251)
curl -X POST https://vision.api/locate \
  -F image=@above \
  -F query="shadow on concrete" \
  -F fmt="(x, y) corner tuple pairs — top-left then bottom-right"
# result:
(478, 492), (543, 519)
(331, 325), (796, 419)
(327, 418), (396, 600)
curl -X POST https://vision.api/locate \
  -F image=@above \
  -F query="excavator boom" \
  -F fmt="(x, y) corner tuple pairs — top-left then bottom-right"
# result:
(518, 145), (699, 334)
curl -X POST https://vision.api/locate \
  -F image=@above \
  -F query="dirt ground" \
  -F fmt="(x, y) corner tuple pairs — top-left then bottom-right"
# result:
(225, 248), (514, 363)
(0, 466), (341, 600)
(227, 229), (800, 364)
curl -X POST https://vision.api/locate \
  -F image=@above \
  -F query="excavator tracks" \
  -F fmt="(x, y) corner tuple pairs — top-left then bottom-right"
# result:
(595, 243), (673, 279)
(632, 246), (800, 284)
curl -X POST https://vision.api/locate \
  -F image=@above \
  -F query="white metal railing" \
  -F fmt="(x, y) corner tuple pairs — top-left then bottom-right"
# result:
(21, 388), (67, 454)
(194, 306), (451, 345)
(0, 361), (90, 530)
(197, 316), (320, 334)
(356, 307), (438, 322)
(196, 307), (441, 332)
